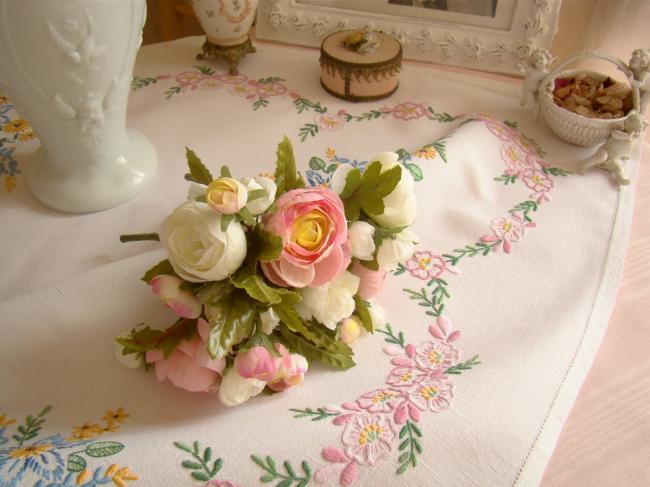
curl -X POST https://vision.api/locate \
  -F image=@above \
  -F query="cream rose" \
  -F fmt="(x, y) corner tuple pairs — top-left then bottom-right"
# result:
(218, 366), (266, 407)
(367, 152), (417, 228)
(348, 221), (376, 260)
(242, 176), (277, 215)
(295, 271), (360, 330)
(377, 230), (419, 272)
(160, 201), (247, 282)
(206, 177), (248, 214)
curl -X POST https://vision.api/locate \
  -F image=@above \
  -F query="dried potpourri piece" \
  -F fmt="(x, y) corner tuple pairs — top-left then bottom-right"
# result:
(553, 73), (633, 119)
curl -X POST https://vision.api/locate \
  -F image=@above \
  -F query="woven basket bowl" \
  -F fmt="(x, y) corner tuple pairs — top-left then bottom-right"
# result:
(539, 68), (627, 147)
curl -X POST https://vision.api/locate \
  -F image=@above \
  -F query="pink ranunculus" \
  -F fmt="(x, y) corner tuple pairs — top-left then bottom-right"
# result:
(235, 346), (279, 381)
(145, 319), (226, 393)
(405, 251), (460, 281)
(150, 275), (202, 319)
(267, 344), (308, 392)
(261, 187), (351, 288)
(350, 261), (386, 299)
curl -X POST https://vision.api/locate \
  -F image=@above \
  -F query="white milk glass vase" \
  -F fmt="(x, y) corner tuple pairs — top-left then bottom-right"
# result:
(0, 0), (157, 213)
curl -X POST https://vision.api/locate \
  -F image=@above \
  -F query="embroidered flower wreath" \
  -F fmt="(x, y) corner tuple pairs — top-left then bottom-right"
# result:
(116, 137), (418, 407)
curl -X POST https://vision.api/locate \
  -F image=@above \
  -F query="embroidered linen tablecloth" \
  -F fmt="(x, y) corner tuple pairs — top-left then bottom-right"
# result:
(0, 37), (641, 487)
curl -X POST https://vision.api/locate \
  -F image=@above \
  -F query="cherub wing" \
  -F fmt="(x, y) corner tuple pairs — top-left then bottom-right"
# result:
(50, 93), (76, 120)
(47, 21), (76, 55)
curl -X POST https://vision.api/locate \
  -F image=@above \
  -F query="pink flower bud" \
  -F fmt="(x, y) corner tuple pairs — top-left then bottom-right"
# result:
(235, 346), (279, 381)
(150, 275), (202, 319)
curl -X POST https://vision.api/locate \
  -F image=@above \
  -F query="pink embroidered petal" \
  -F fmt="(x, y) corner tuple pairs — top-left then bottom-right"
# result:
(503, 240), (512, 253)
(342, 402), (362, 411)
(393, 404), (408, 424)
(428, 325), (446, 340)
(333, 414), (354, 425)
(480, 235), (499, 243)
(447, 330), (461, 343)
(314, 464), (341, 484)
(405, 344), (416, 358)
(383, 345), (403, 356)
(437, 315), (451, 334)
(322, 447), (349, 464)
(340, 461), (358, 486)
(391, 357), (412, 367)
(408, 403), (422, 422)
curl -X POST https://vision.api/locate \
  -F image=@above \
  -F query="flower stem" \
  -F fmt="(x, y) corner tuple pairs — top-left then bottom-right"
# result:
(119, 233), (160, 243)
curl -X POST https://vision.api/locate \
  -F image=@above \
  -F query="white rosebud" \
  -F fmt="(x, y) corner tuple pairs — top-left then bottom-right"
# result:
(160, 201), (247, 282)
(348, 221), (376, 261)
(187, 182), (207, 201)
(260, 308), (280, 335)
(377, 230), (419, 272)
(367, 152), (417, 228)
(218, 367), (266, 407)
(330, 164), (354, 194)
(367, 299), (388, 328)
(114, 332), (143, 369)
(206, 177), (248, 214)
(295, 271), (360, 330)
(243, 176), (277, 215)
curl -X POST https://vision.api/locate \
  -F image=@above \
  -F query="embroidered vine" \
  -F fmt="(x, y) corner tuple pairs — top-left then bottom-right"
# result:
(0, 406), (136, 487)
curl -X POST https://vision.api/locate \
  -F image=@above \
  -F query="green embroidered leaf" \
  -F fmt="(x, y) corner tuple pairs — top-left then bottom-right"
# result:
(173, 441), (194, 454)
(220, 165), (232, 178)
(404, 162), (423, 182)
(309, 157), (326, 170)
(276, 480), (292, 487)
(185, 147), (213, 185)
(266, 455), (277, 471)
(221, 214), (234, 232)
(260, 473), (275, 483)
(445, 355), (481, 374)
(274, 136), (305, 196)
(191, 471), (211, 482)
(141, 259), (175, 284)
(211, 458), (223, 475)
(203, 447), (212, 463)
(290, 407), (340, 421)
(354, 295), (374, 333)
(182, 460), (202, 470)
(283, 461), (296, 478)
(278, 325), (355, 370)
(207, 293), (256, 359)
(85, 441), (124, 457)
(66, 454), (87, 472)
(301, 461), (312, 477)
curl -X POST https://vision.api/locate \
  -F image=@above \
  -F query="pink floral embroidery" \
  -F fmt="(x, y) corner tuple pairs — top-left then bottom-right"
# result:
(480, 212), (536, 253)
(203, 481), (239, 487)
(390, 102), (427, 121)
(341, 413), (398, 466)
(414, 341), (459, 372)
(406, 377), (453, 412)
(386, 367), (427, 388)
(501, 142), (529, 176)
(197, 78), (223, 91)
(175, 70), (206, 86)
(405, 251), (460, 280)
(522, 168), (554, 203)
(357, 389), (403, 413)
(476, 114), (516, 141)
(228, 82), (257, 97)
(317, 112), (346, 131)
(256, 81), (287, 99)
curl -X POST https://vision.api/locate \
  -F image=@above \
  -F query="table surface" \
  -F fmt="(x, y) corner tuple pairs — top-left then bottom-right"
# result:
(1, 36), (648, 486)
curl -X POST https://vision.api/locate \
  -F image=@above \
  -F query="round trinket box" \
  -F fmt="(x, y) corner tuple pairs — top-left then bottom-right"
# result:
(320, 30), (402, 102)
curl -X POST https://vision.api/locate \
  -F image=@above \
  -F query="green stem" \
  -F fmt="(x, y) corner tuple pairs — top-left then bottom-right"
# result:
(119, 233), (160, 243)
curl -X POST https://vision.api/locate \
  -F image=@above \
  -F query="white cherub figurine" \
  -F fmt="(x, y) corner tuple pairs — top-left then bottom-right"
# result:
(578, 112), (648, 185)
(628, 48), (650, 114)
(520, 48), (554, 106)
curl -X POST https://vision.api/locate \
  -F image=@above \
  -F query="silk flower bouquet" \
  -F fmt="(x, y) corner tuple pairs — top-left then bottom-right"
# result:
(116, 137), (418, 406)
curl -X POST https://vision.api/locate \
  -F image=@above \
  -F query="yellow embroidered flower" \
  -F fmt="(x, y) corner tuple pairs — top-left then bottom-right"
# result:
(0, 413), (16, 427)
(105, 464), (139, 487)
(8, 443), (52, 458)
(2, 119), (31, 134)
(18, 131), (37, 141)
(414, 145), (437, 159)
(326, 147), (336, 159)
(0, 95), (9, 105)
(102, 408), (130, 425)
(4, 176), (17, 193)
(76, 469), (90, 485)
(68, 422), (103, 440)
(102, 421), (119, 433)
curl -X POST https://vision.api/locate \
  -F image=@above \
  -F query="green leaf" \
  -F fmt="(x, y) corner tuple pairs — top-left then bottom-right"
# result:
(85, 441), (125, 457)
(274, 136), (305, 196)
(221, 165), (232, 178)
(283, 461), (296, 478)
(404, 162), (423, 182)
(207, 293), (256, 359)
(231, 267), (288, 305)
(253, 227), (283, 262)
(339, 160), (401, 220)
(247, 189), (268, 202)
(278, 325), (355, 370)
(211, 458), (223, 475)
(203, 447), (212, 463)
(309, 157), (326, 170)
(301, 461), (312, 476)
(339, 168), (362, 199)
(398, 451), (411, 464)
(196, 281), (234, 307)
(240, 330), (280, 356)
(141, 259), (175, 284)
(67, 454), (87, 472)
(191, 471), (211, 482)
(237, 207), (257, 226)
(221, 214), (234, 232)
(359, 257), (379, 271)
(354, 295), (373, 333)
(266, 456), (277, 471)
(185, 148), (213, 185)
(181, 460), (202, 470)
(251, 455), (267, 469)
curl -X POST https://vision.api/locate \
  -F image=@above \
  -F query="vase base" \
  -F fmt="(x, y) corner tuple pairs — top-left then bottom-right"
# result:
(196, 36), (256, 75)
(27, 129), (157, 213)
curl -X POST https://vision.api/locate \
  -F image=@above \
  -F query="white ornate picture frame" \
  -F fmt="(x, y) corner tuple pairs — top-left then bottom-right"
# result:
(256, 0), (562, 75)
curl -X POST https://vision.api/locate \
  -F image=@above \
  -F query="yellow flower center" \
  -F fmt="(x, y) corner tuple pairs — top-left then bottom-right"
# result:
(427, 350), (442, 364)
(358, 423), (383, 446)
(532, 175), (542, 184)
(502, 222), (512, 232)
(206, 178), (239, 208)
(9, 444), (52, 458)
(400, 372), (412, 382)
(418, 257), (432, 269)
(371, 390), (396, 404)
(420, 385), (439, 400)
(291, 210), (329, 250)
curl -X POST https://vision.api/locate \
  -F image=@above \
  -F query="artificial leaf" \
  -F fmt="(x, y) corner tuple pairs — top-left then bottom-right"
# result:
(237, 207), (256, 226)
(373, 225), (407, 247)
(274, 136), (305, 196)
(116, 319), (196, 358)
(185, 148), (213, 185)
(239, 331), (280, 356)
(247, 225), (283, 263)
(141, 259), (175, 284)
(359, 256), (379, 271)
(220, 165), (232, 177)
(196, 281), (234, 307)
(278, 325), (355, 370)
(339, 168), (362, 199)
(339, 160), (402, 220)
(354, 295), (374, 333)
(221, 214), (234, 232)
(230, 267), (290, 305)
(247, 189), (267, 202)
(207, 293), (256, 359)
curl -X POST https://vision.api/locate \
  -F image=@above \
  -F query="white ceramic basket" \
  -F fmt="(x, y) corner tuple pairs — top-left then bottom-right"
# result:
(538, 53), (640, 147)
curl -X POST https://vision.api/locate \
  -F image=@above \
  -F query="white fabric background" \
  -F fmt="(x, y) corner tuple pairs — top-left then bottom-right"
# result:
(0, 38), (639, 486)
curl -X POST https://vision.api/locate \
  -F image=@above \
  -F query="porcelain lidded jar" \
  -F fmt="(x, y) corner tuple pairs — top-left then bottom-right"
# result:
(192, 0), (258, 74)
(0, 0), (157, 213)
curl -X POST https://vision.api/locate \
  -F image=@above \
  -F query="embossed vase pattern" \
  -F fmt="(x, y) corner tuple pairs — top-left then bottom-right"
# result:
(0, 0), (157, 213)
(192, 0), (258, 46)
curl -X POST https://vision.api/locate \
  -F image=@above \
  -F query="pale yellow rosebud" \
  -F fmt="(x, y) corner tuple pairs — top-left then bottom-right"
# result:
(339, 316), (362, 345)
(206, 177), (248, 214)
